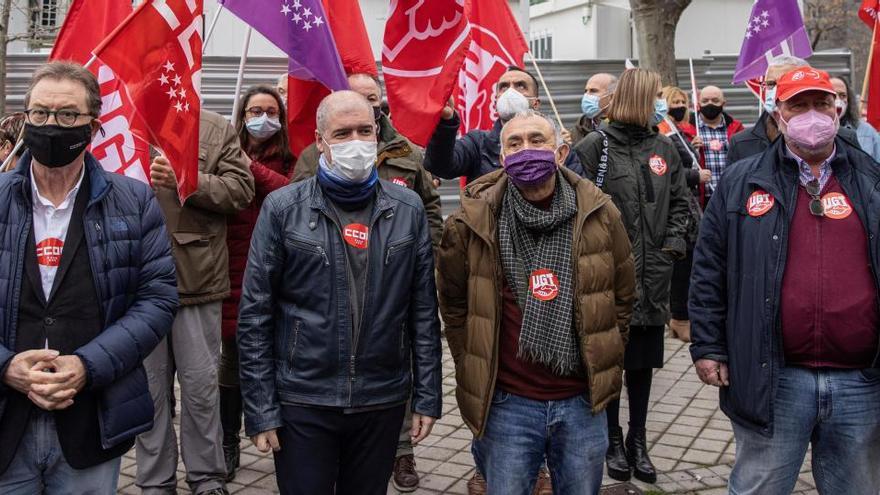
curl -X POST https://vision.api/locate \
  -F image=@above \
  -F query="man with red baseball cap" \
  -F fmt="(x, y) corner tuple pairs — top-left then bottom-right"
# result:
(689, 64), (880, 494)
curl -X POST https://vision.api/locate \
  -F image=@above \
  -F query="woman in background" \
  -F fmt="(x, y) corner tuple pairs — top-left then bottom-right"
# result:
(219, 85), (296, 481)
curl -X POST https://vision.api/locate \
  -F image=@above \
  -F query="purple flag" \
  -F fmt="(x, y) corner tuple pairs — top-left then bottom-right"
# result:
(219, 0), (348, 91)
(733, 0), (812, 83)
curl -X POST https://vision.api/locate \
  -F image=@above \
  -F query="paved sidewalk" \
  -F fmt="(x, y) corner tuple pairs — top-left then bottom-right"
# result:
(116, 335), (818, 494)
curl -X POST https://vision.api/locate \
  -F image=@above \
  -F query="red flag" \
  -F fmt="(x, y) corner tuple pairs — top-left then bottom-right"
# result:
(860, 0), (879, 28)
(862, 1), (880, 129)
(744, 77), (764, 101)
(382, 0), (471, 147)
(50, 0), (152, 183)
(287, 0), (376, 156)
(454, 0), (528, 133)
(93, 0), (202, 200)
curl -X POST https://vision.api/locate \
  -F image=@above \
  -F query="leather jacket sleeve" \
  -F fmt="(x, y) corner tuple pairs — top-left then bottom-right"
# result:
(237, 195), (285, 436)
(409, 204), (443, 419)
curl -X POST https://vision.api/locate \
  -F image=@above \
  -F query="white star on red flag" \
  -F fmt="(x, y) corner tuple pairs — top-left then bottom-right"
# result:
(163, 61), (175, 72)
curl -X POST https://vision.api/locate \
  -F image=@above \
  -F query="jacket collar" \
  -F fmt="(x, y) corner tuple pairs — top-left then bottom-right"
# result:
(746, 136), (855, 210)
(308, 174), (393, 218)
(458, 166), (610, 244)
(12, 151), (111, 206)
(377, 114), (417, 171)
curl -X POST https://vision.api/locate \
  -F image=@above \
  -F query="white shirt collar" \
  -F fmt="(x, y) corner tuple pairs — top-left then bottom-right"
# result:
(30, 162), (86, 210)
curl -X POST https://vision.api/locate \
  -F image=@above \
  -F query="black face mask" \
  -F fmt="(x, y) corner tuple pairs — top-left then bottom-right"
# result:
(24, 123), (92, 168)
(699, 104), (724, 121)
(668, 106), (687, 122)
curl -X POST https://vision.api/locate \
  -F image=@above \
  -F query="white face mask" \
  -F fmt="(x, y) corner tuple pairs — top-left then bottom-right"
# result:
(496, 88), (531, 121)
(322, 137), (377, 183)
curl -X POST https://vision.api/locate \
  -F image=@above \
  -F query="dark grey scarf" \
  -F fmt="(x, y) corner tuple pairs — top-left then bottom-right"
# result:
(498, 173), (581, 375)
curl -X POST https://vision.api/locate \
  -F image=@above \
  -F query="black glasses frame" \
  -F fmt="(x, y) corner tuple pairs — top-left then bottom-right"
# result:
(24, 108), (91, 128)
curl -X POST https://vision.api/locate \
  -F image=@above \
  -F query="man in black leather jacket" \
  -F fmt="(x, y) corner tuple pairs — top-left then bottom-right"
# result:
(237, 91), (442, 495)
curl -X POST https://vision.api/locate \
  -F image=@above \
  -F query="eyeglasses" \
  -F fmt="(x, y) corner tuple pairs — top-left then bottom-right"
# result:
(245, 107), (279, 119)
(24, 108), (90, 127)
(805, 179), (825, 217)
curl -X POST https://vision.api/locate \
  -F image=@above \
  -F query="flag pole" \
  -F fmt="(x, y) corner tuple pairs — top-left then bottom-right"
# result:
(526, 52), (564, 131)
(689, 58), (702, 142)
(230, 27), (253, 124)
(203, 5), (224, 54)
(861, 17), (879, 116)
(1, 125), (25, 172)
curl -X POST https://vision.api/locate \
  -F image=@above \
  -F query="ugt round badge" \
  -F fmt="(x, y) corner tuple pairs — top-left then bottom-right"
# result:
(529, 269), (559, 302)
(822, 192), (852, 220)
(648, 154), (667, 176)
(391, 177), (410, 188)
(343, 223), (369, 249)
(747, 189), (775, 217)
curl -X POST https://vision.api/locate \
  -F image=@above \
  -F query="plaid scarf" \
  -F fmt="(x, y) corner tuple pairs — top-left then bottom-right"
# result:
(499, 173), (581, 375)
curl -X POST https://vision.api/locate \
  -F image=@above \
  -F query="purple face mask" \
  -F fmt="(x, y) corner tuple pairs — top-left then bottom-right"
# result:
(502, 148), (558, 187)
(778, 109), (839, 152)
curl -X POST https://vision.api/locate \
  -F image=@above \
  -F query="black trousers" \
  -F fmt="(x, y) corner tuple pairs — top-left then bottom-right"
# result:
(670, 246), (694, 320)
(273, 403), (406, 495)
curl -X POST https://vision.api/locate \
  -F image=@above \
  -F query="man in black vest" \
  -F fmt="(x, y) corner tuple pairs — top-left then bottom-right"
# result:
(0, 62), (177, 493)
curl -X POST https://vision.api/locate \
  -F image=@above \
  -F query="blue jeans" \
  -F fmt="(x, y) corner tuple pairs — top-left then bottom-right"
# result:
(472, 390), (607, 495)
(0, 410), (121, 494)
(730, 366), (880, 495)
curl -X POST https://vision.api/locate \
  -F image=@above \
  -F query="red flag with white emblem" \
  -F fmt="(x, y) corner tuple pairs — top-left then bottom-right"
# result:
(382, 0), (471, 147)
(93, 0), (202, 200)
(860, 0), (880, 129)
(454, 0), (528, 133)
(49, 0), (152, 184)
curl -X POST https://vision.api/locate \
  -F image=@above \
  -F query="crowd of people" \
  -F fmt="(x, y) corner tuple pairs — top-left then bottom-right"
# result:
(0, 53), (877, 495)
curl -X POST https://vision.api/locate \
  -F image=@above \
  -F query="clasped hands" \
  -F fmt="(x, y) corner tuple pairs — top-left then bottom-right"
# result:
(2, 349), (87, 410)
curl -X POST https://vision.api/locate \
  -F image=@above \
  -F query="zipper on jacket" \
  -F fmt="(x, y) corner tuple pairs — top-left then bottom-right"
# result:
(287, 320), (301, 368)
(385, 237), (415, 265)
(316, 246), (330, 266)
(89, 220), (108, 324)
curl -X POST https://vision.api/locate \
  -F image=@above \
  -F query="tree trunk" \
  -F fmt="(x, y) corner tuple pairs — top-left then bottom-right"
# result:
(629, 0), (692, 86)
(0, 0), (13, 116)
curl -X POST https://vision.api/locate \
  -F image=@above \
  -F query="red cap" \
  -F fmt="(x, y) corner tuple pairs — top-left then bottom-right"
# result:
(775, 66), (836, 102)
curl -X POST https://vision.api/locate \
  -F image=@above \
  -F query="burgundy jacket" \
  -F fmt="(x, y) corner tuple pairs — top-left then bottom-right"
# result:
(222, 158), (293, 339)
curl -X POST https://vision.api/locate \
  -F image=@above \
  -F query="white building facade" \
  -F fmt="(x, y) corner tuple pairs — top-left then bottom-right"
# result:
(528, 0), (805, 60)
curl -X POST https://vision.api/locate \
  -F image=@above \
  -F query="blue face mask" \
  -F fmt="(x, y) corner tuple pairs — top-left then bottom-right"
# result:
(246, 114), (282, 140)
(581, 93), (602, 119)
(653, 98), (668, 125)
(763, 86), (778, 114)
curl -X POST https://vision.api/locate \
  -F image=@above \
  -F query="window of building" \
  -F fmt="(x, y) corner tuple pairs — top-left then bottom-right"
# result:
(529, 30), (552, 60)
(28, 0), (70, 49)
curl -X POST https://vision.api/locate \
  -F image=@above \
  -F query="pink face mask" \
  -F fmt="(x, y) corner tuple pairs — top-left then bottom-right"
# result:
(777, 109), (839, 152)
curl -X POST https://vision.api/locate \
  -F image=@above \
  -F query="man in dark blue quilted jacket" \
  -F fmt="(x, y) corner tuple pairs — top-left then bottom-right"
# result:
(0, 61), (177, 494)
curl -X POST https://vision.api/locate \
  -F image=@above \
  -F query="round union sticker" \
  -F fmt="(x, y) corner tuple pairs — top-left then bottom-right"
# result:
(391, 177), (410, 188)
(822, 192), (852, 220)
(343, 223), (369, 249)
(709, 139), (724, 152)
(36, 237), (64, 267)
(648, 155), (667, 176)
(529, 269), (559, 302)
(747, 190), (775, 217)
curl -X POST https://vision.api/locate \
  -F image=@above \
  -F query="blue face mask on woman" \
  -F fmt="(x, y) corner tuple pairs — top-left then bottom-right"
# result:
(763, 86), (778, 114)
(581, 93), (602, 119)
(652, 98), (669, 125)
